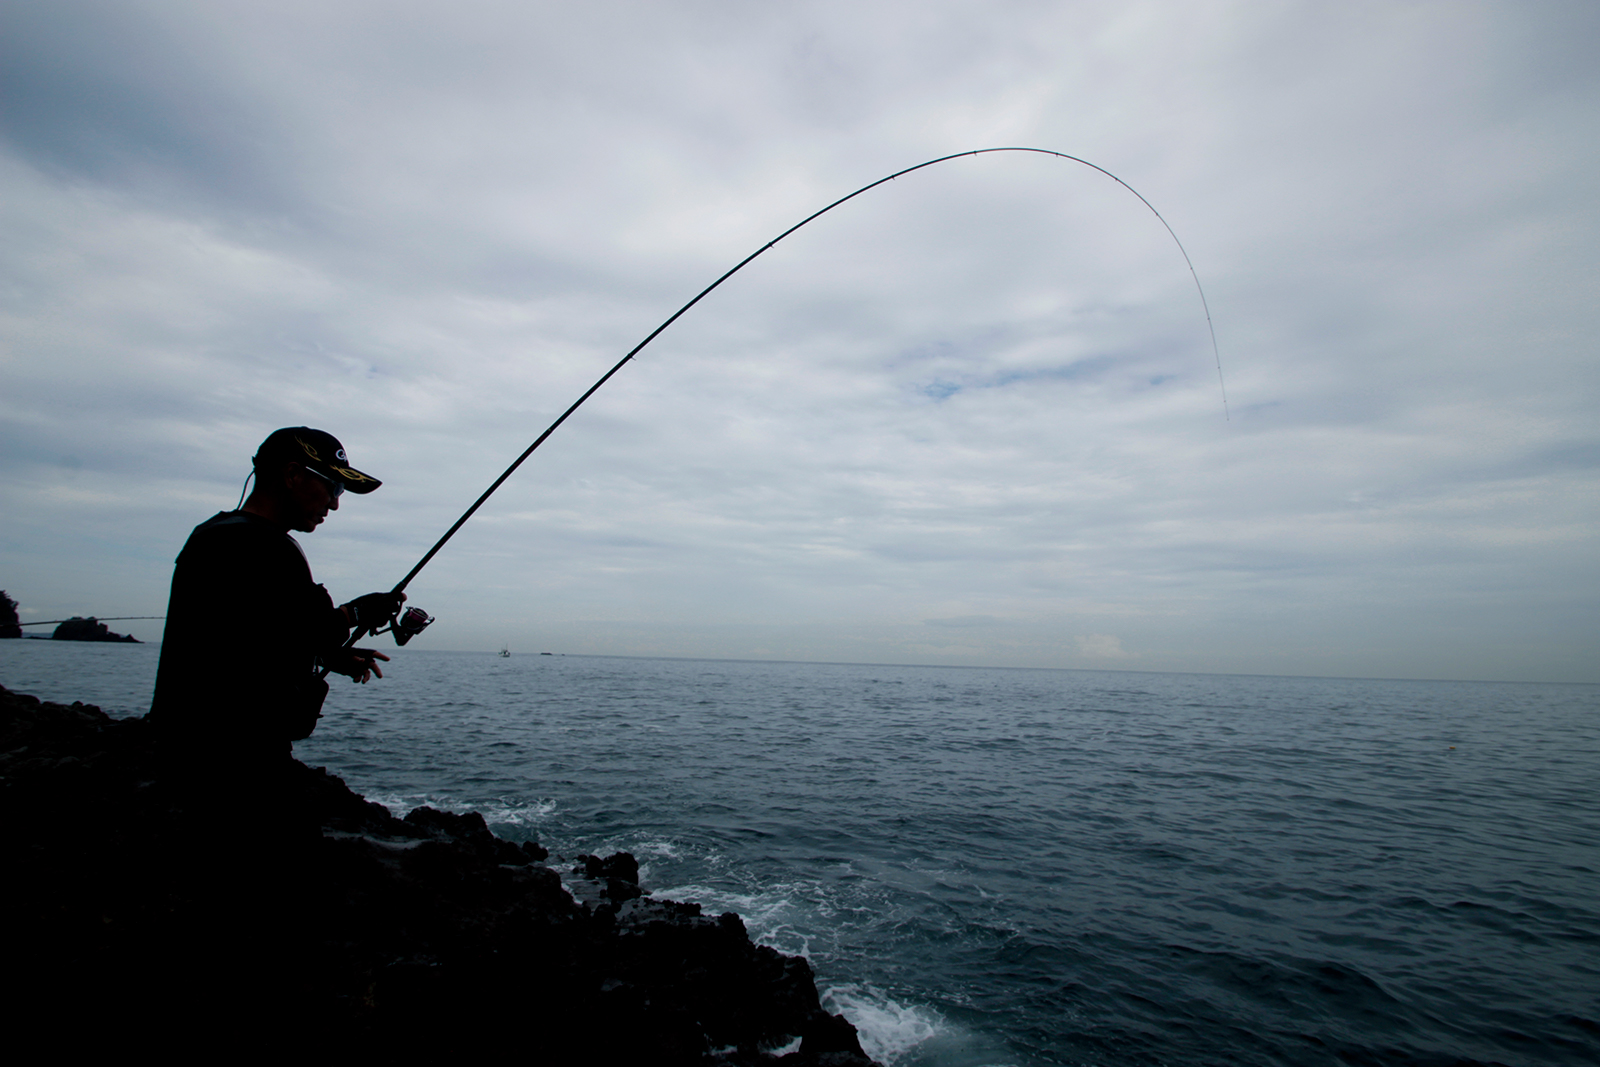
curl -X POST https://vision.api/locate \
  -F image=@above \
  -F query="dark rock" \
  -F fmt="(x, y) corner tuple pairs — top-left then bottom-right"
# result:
(404, 803), (493, 843)
(583, 850), (641, 884)
(49, 616), (139, 642)
(576, 850), (645, 904)
(0, 590), (20, 639)
(0, 684), (880, 1064)
(802, 1012), (871, 1056)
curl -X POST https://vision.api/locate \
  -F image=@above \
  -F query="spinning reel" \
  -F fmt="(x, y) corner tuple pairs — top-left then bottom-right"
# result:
(372, 605), (435, 646)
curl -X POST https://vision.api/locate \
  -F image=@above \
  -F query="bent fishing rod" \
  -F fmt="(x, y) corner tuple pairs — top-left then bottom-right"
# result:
(354, 146), (1229, 651)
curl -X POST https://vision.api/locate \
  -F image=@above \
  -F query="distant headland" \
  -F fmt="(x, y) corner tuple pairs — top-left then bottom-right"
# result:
(1, 593), (150, 641)
(45, 617), (141, 643)
(0, 591), (19, 639)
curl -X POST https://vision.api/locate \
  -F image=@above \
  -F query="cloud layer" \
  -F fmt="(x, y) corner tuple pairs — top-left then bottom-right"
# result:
(3, 1), (1597, 681)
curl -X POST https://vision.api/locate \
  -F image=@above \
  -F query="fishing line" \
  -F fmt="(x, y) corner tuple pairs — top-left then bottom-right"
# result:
(234, 470), (255, 511)
(347, 146), (1229, 647)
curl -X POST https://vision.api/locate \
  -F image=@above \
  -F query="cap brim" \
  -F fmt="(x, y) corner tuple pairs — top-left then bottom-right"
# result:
(327, 464), (382, 494)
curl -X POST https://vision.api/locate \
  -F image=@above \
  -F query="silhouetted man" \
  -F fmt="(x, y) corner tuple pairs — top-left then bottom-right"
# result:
(137, 428), (405, 1031)
(149, 427), (402, 776)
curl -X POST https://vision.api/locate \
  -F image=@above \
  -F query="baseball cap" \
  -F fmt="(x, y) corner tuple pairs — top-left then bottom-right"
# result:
(253, 427), (382, 494)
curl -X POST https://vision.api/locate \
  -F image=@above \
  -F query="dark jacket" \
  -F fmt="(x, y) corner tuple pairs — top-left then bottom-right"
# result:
(149, 511), (350, 764)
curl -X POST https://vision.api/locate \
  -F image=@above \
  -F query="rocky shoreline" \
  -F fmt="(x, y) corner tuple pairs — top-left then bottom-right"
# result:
(0, 684), (879, 1063)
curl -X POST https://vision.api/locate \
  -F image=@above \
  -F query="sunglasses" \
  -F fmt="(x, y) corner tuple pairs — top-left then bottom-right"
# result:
(299, 464), (345, 499)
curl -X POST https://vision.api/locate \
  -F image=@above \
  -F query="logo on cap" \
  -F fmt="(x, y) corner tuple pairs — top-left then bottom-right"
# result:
(257, 426), (382, 494)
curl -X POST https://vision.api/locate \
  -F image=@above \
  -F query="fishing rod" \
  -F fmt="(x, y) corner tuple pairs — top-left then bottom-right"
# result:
(17, 616), (165, 627)
(353, 146), (1229, 650)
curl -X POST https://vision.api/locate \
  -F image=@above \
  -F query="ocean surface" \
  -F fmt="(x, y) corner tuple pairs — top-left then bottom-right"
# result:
(4, 639), (1597, 1066)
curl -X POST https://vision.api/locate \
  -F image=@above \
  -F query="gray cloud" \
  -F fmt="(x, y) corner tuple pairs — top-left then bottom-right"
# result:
(2, 1), (1597, 682)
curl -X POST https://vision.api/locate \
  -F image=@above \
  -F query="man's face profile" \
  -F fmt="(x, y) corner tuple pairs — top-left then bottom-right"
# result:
(283, 463), (340, 533)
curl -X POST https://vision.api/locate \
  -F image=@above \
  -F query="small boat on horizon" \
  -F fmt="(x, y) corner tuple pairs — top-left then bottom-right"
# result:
(498, 646), (510, 658)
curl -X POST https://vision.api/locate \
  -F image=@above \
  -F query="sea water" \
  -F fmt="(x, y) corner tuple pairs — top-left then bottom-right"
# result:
(4, 639), (1597, 1066)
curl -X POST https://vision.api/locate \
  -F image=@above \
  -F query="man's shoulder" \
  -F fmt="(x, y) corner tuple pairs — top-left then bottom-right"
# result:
(180, 511), (299, 561)
(205, 509), (288, 528)
(189, 510), (279, 539)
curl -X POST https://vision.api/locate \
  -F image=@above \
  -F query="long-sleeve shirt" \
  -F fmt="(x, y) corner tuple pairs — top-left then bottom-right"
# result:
(148, 510), (350, 767)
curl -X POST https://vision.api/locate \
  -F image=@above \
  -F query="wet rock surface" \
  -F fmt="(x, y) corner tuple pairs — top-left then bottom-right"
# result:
(0, 684), (878, 1063)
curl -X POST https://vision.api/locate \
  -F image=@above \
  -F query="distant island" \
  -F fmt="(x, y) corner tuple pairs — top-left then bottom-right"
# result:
(48, 617), (140, 643)
(1, 593), (145, 642)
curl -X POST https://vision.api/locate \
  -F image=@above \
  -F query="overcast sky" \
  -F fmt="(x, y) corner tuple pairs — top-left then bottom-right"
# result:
(2, 0), (1596, 683)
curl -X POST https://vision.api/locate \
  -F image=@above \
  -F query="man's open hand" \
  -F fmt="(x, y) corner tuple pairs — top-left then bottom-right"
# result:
(326, 646), (390, 683)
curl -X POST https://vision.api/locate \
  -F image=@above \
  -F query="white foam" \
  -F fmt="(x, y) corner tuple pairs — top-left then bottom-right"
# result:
(822, 984), (945, 1066)
(648, 881), (816, 958)
(470, 796), (558, 827)
(631, 838), (683, 861)
(762, 1035), (803, 1056)
(610, 836), (691, 880)
(364, 792), (557, 828)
